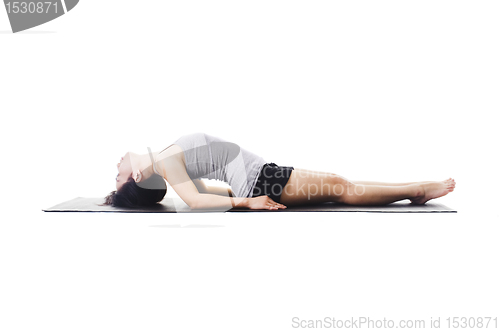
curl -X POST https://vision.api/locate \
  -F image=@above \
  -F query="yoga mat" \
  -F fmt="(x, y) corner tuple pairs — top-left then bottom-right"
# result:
(43, 197), (457, 213)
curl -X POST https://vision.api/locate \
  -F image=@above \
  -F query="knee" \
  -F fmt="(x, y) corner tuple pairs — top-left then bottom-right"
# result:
(338, 181), (359, 204)
(325, 176), (356, 203)
(340, 181), (371, 205)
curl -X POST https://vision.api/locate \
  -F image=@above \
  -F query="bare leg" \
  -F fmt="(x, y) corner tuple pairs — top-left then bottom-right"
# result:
(353, 180), (427, 186)
(295, 168), (429, 186)
(280, 169), (455, 206)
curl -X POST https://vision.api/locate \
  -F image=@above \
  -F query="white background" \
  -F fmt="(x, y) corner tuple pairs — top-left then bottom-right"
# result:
(1, 1), (498, 331)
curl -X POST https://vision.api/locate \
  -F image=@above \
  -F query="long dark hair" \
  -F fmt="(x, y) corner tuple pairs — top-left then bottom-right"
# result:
(102, 173), (167, 208)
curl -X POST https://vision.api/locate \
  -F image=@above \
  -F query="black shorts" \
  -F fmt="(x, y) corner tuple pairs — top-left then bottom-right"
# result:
(251, 163), (295, 203)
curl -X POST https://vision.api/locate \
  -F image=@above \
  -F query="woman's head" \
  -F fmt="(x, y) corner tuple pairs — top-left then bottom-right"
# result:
(115, 152), (139, 190)
(103, 151), (167, 208)
(104, 173), (167, 207)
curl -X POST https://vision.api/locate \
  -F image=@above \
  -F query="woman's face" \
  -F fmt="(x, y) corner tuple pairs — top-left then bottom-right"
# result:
(116, 152), (134, 190)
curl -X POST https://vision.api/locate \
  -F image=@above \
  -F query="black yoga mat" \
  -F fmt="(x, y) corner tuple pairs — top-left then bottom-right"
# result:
(43, 197), (457, 213)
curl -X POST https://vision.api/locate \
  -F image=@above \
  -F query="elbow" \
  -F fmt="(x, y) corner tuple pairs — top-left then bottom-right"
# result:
(188, 201), (200, 210)
(186, 196), (203, 210)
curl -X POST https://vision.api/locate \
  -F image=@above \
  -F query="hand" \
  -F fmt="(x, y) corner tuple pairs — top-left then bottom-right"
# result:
(247, 196), (287, 210)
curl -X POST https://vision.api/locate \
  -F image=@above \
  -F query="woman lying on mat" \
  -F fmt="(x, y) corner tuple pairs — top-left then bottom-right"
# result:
(103, 132), (455, 210)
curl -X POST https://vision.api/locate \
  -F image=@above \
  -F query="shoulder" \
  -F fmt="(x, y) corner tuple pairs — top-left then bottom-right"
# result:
(156, 144), (184, 165)
(154, 144), (186, 179)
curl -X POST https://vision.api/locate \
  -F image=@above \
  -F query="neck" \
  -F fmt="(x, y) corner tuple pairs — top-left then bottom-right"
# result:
(136, 151), (160, 178)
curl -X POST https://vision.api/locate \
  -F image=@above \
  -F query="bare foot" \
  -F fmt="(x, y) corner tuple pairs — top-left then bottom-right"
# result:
(411, 178), (456, 205)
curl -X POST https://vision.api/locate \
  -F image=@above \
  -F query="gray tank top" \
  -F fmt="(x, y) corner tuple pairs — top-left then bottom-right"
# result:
(170, 132), (266, 198)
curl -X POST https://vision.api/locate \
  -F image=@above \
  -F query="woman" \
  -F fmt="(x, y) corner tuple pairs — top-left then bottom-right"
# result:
(104, 132), (455, 210)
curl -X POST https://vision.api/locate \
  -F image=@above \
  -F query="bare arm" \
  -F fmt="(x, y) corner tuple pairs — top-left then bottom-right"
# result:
(155, 148), (246, 210)
(192, 179), (234, 197)
(187, 177), (283, 210)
